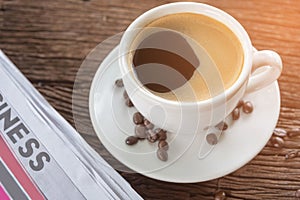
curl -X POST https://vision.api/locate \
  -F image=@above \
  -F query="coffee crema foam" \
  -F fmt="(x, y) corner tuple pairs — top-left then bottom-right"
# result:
(129, 13), (244, 102)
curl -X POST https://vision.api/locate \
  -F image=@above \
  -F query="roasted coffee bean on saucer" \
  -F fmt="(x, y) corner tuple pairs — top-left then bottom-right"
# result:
(125, 98), (134, 107)
(135, 124), (147, 139)
(121, 90), (171, 161)
(242, 101), (253, 114)
(123, 90), (129, 99)
(215, 121), (228, 131)
(232, 107), (240, 120)
(158, 140), (169, 151)
(125, 136), (138, 145)
(157, 148), (168, 161)
(115, 78), (124, 87)
(236, 100), (244, 108)
(144, 119), (154, 129)
(133, 112), (144, 125)
(147, 130), (159, 143)
(154, 128), (167, 140)
(122, 89), (133, 108)
(206, 133), (218, 145)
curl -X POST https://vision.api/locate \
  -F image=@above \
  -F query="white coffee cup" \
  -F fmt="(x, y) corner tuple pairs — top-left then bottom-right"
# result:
(119, 2), (282, 135)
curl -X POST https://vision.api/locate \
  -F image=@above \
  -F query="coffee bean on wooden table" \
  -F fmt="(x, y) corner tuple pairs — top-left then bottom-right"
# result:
(270, 136), (284, 148)
(214, 190), (226, 200)
(125, 136), (138, 145)
(285, 151), (299, 159)
(273, 128), (287, 137)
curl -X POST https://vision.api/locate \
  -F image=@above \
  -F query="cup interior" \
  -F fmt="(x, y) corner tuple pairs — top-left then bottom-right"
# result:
(119, 2), (253, 106)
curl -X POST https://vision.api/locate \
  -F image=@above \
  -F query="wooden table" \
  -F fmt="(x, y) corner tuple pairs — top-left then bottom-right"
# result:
(1, 0), (300, 199)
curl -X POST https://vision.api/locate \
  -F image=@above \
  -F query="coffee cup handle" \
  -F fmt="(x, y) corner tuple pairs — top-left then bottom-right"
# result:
(246, 49), (282, 93)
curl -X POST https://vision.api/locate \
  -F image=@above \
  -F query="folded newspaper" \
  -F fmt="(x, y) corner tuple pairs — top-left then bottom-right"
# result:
(0, 51), (142, 200)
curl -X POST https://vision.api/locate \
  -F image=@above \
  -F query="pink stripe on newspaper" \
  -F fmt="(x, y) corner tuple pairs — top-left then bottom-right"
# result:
(0, 133), (45, 200)
(0, 185), (11, 200)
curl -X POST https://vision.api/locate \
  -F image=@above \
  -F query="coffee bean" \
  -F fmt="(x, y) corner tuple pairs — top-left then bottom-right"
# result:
(123, 90), (128, 99)
(242, 101), (253, 114)
(125, 136), (138, 145)
(144, 119), (154, 129)
(214, 191), (226, 200)
(157, 149), (168, 161)
(115, 79), (124, 87)
(285, 151), (299, 159)
(273, 128), (287, 137)
(215, 121), (228, 131)
(158, 140), (169, 151)
(295, 189), (300, 198)
(155, 128), (167, 140)
(125, 98), (134, 107)
(147, 130), (158, 143)
(236, 100), (244, 108)
(144, 119), (150, 125)
(147, 134), (159, 143)
(135, 124), (147, 139)
(232, 107), (240, 120)
(206, 133), (218, 145)
(133, 112), (144, 125)
(270, 136), (284, 148)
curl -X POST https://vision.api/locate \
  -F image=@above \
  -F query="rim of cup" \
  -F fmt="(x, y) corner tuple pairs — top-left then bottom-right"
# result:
(119, 2), (253, 107)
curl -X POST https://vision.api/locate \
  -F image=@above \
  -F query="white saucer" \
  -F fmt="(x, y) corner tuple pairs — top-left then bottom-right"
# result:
(89, 46), (280, 183)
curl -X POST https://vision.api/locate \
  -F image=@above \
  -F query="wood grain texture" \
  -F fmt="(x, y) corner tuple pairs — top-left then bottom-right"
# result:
(1, 0), (300, 199)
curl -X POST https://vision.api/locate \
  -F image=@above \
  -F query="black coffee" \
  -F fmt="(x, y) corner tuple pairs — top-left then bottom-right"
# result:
(132, 30), (199, 93)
